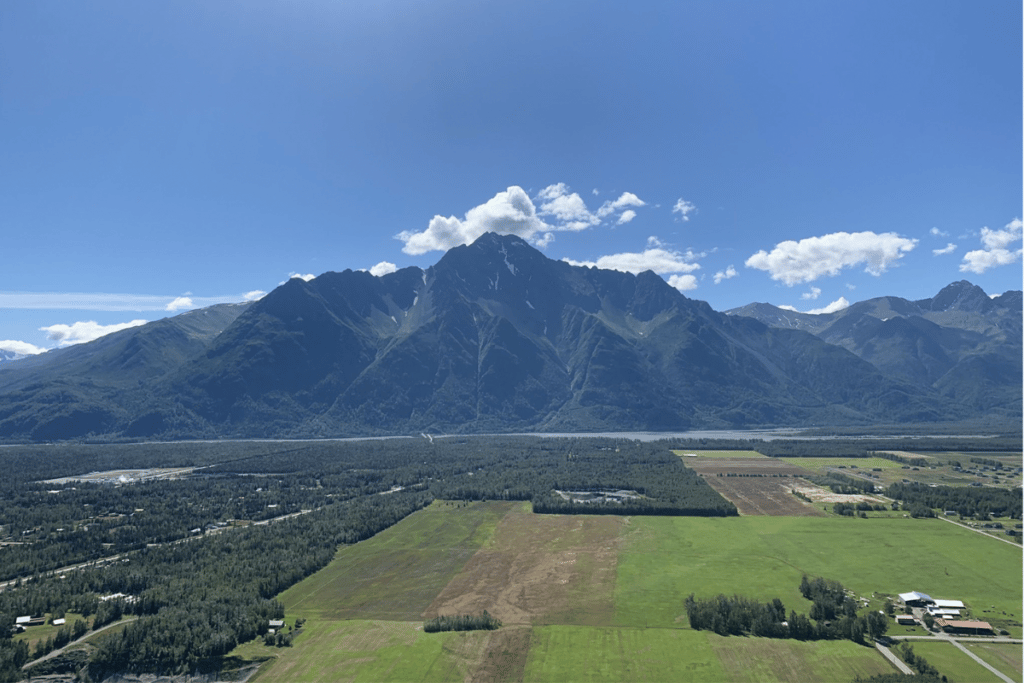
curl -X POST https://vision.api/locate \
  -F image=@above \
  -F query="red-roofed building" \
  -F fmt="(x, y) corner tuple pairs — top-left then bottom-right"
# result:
(934, 619), (993, 635)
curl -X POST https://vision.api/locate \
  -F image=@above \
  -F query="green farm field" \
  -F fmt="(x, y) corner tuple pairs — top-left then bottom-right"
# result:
(898, 640), (1006, 683)
(779, 456), (902, 471)
(965, 642), (1023, 681)
(238, 501), (1023, 682)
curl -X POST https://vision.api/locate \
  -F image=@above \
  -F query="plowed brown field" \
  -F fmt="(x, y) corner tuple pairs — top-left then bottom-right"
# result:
(683, 456), (824, 516)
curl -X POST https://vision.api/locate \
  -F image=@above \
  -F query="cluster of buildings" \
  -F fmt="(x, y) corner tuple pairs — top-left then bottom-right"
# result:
(897, 591), (994, 635)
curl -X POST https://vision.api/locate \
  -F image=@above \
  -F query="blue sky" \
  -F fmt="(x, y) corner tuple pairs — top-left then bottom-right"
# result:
(2, 1), (1021, 355)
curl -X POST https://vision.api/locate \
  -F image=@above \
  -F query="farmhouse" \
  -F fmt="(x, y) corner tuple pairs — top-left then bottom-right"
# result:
(933, 618), (993, 635)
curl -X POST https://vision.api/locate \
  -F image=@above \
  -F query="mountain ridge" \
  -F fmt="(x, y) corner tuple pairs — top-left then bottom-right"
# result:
(0, 234), (1018, 441)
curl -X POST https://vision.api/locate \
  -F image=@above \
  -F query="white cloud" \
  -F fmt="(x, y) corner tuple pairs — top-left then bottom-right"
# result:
(713, 265), (737, 284)
(536, 183), (597, 231)
(0, 340), (47, 357)
(40, 320), (148, 347)
(932, 243), (956, 256)
(597, 192), (646, 218)
(397, 184), (646, 255)
(290, 273), (316, 282)
(563, 236), (704, 292)
(672, 198), (697, 221)
(745, 231), (918, 285)
(165, 296), (194, 312)
(617, 210), (637, 224)
(667, 274), (698, 291)
(800, 286), (822, 300)
(369, 261), (398, 277)
(398, 186), (550, 255)
(564, 247), (701, 275)
(0, 292), (265, 311)
(960, 218), (1023, 274)
(930, 227), (948, 237)
(243, 290), (266, 301)
(778, 297), (850, 315)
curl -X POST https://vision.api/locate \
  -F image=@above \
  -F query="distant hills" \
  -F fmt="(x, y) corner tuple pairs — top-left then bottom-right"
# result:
(0, 234), (1019, 441)
(727, 280), (1021, 415)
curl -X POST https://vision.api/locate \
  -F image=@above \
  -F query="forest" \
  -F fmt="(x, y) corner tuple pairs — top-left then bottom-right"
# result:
(885, 481), (1022, 519)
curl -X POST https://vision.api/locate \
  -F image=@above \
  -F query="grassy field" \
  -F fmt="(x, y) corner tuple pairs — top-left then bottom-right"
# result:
(899, 640), (1007, 683)
(706, 634), (891, 682)
(247, 619), (493, 683)
(523, 626), (728, 682)
(779, 456), (903, 471)
(233, 499), (1022, 682)
(964, 642), (1023, 682)
(613, 516), (1022, 635)
(275, 500), (512, 622)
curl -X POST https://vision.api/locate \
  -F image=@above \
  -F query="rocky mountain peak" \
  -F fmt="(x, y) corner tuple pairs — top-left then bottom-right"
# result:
(925, 280), (992, 313)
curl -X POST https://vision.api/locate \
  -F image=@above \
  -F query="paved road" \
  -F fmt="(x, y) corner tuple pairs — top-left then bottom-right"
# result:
(875, 641), (914, 674)
(22, 617), (138, 670)
(937, 515), (1021, 547)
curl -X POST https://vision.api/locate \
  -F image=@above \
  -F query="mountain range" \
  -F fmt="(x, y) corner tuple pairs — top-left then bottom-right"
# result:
(0, 233), (1019, 441)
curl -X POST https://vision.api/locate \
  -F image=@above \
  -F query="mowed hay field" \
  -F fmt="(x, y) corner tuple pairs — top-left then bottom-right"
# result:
(241, 501), (1023, 683)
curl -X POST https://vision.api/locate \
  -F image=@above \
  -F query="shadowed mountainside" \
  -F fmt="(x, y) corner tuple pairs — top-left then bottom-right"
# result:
(1, 235), (1016, 441)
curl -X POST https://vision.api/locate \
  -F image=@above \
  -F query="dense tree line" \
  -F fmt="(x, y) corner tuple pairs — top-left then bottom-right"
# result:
(423, 611), (501, 633)
(886, 482), (1022, 519)
(832, 502), (886, 517)
(667, 435), (1021, 458)
(803, 473), (875, 495)
(685, 576), (888, 645)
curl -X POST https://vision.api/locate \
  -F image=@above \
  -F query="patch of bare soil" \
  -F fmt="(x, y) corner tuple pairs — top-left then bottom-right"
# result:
(701, 477), (826, 516)
(424, 511), (622, 627)
(787, 482), (887, 505)
(470, 627), (532, 683)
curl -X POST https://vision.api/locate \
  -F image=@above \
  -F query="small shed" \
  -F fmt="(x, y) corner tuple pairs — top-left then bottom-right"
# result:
(895, 614), (917, 625)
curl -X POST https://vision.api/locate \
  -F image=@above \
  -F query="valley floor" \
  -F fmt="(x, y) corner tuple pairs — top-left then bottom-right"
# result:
(231, 501), (1022, 683)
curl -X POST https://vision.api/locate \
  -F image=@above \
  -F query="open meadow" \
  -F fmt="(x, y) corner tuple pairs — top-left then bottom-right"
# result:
(897, 640), (1007, 683)
(235, 497), (1022, 683)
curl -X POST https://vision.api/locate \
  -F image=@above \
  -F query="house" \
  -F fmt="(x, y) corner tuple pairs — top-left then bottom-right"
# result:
(934, 619), (993, 635)
(268, 620), (285, 628)
(52, 618), (66, 626)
